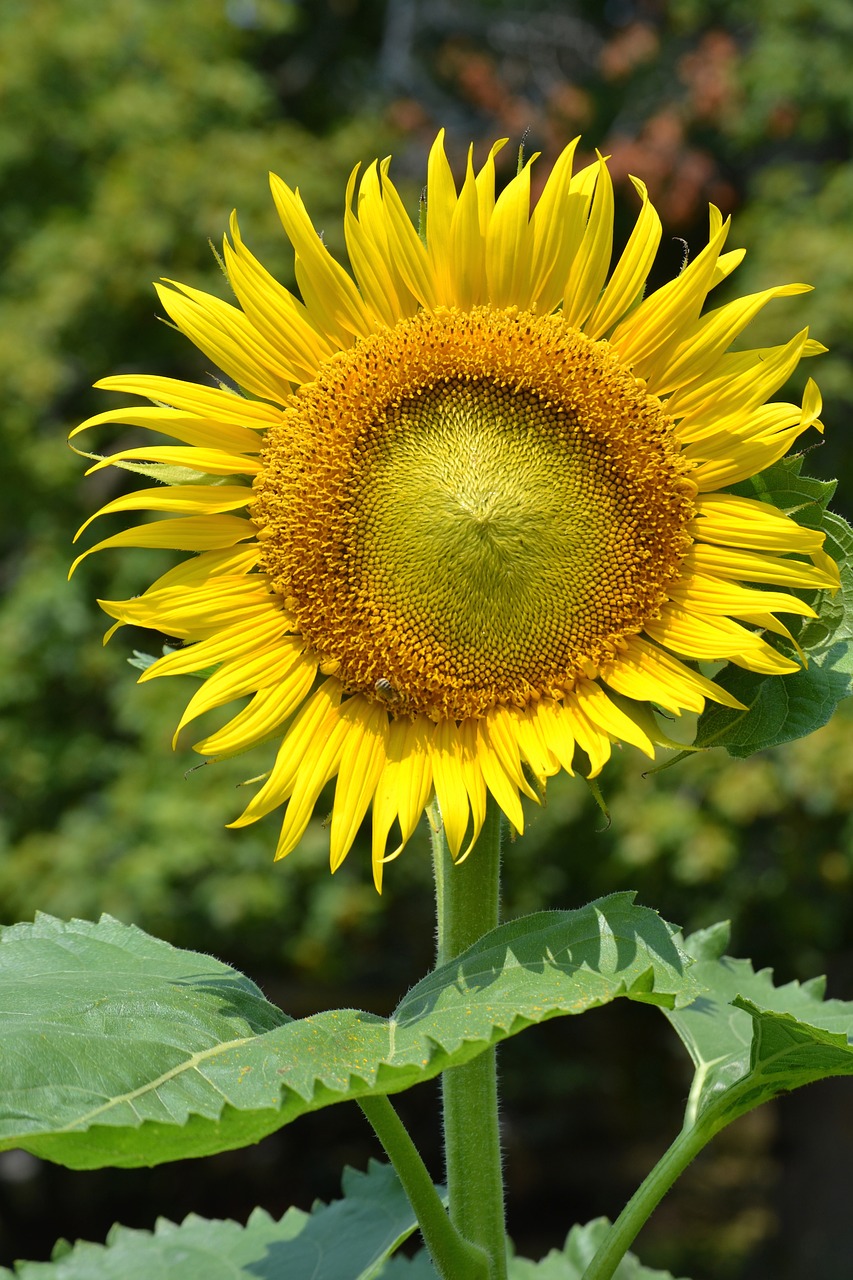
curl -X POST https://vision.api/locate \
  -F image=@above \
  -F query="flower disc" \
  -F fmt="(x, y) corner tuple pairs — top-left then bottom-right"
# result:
(254, 308), (696, 720)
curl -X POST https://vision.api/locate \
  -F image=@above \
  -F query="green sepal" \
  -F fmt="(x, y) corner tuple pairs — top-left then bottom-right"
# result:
(72, 446), (225, 487)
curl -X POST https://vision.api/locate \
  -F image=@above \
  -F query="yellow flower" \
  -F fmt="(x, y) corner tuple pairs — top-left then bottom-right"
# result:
(73, 132), (837, 888)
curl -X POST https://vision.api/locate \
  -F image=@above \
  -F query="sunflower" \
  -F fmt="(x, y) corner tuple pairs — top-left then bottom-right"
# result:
(72, 132), (837, 888)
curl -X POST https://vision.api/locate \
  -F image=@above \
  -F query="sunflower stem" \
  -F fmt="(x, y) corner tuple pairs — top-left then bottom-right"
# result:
(581, 1121), (711, 1280)
(357, 1095), (489, 1280)
(431, 795), (508, 1280)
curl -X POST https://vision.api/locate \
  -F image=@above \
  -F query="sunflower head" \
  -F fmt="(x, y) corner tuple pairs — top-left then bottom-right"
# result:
(73, 130), (837, 888)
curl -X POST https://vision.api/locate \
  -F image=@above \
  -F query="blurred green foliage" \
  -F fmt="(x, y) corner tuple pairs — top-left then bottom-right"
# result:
(4, 0), (853, 979)
(3, 2), (853, 1276)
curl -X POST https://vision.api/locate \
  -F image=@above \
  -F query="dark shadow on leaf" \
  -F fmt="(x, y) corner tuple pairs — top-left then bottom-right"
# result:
(168, 973), (291, 1034)
(395, 894), (689, 1025)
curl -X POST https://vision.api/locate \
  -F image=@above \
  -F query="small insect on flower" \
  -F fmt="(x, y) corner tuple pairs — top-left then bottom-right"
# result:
(374, 677), (400, 703)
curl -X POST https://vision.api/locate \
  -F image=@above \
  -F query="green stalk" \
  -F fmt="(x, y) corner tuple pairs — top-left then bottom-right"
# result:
(431, 795), (508, 1280)
(358, 1095), (489, 1280)
(582, 1121), (712, 1280)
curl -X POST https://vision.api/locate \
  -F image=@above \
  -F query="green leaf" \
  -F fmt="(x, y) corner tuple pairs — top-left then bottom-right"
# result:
(379, 1221), (691, 1279)
(730, 452), (836, 515)
(0, 897), (696, 1169)
(689, 639), (853, 758)
(505, 1220), (688, 1279)
(0, 1161), (424, 1279)
(666, 926), (853, 1134)
(690, 455), (853, 756)
(378, 1252), (439, 1277)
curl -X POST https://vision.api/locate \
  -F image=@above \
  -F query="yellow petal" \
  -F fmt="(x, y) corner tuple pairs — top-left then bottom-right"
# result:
(135, 608), (287, 680)
(71, 406), (265, 453)
(426, 129), (459, 304)
(601, 637), (745, 713)
(476, 725), (525, 835)
(693, 494), (826, 556)
(645, 605), (800, 674)
(513, 705), (560, 783)
(646, 283), (811, 395)
(561, 694), (612, 776)
(329, 699), (390, 871)
(230, 680), (343, 827)
(156, 282), (292, 402)
(484, 706), (539, 801)
(344, 165), (408, 327)
(449, 148), (486, 309)
(562, 155), (614, 328)
(69, 516), (255, 576)
(91, 376), (281, 428)
(586, 176), (661, 339)
(174, 640), (307, 737)
(143, 545), (259, 594)
(485, 156), (536, 308)
(685, 543), (838, 590)
(526, 137), (582, 314)
(269, 175), (376, 343)
(457, 719), (487, 860)
(475, 138), (509, 233)
(84, 446), (261, 477)
(74, 484), (252, 541)
(534, 700), (576, 774)
(610, 216), (731, 371)
(674, 571), (817, 621)
(429, 718), (471, 859)
(197, 658), (318, 759)
(356, 161), (420, 320)
(688, 380), (824, 489)
(667, 329), (810, 422)
(370, 716), (430, 884)
(573, 680), (655, 758)
(374, 164), (439, 310)
(394, 716), (435, 846)
(101, 577), (274, 638)
(273, 706), (352, 859)
(225, 212), (335, 381)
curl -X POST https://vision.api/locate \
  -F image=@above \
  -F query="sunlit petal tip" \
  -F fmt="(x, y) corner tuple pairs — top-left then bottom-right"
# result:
(801, 376), (823, 420)
(67, 550), (88, 578)
(102, 620), (122, 646)
(74, 129), (839, 884)
(813, 546), (841, 589)
(379, 839), (408, 867)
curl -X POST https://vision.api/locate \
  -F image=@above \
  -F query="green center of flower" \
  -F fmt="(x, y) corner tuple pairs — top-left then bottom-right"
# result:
(253, 307), (696, 720)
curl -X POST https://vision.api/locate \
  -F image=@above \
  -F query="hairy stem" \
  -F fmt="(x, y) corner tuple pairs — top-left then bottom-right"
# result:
(358, 1095), (489, 1280)
(582, 1120), (712, 1280)
(431, 795), (508, 1280)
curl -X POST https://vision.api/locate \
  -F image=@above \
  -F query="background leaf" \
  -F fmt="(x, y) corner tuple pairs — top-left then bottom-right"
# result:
(689, 641), (853, 758)
(0, 1161), (423, 1279)
(377, 1253), (439, 1278)
(0, 897), (696, 1169)
(666, 924), (853, 1134)
(506, 1219), (689, 1278)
